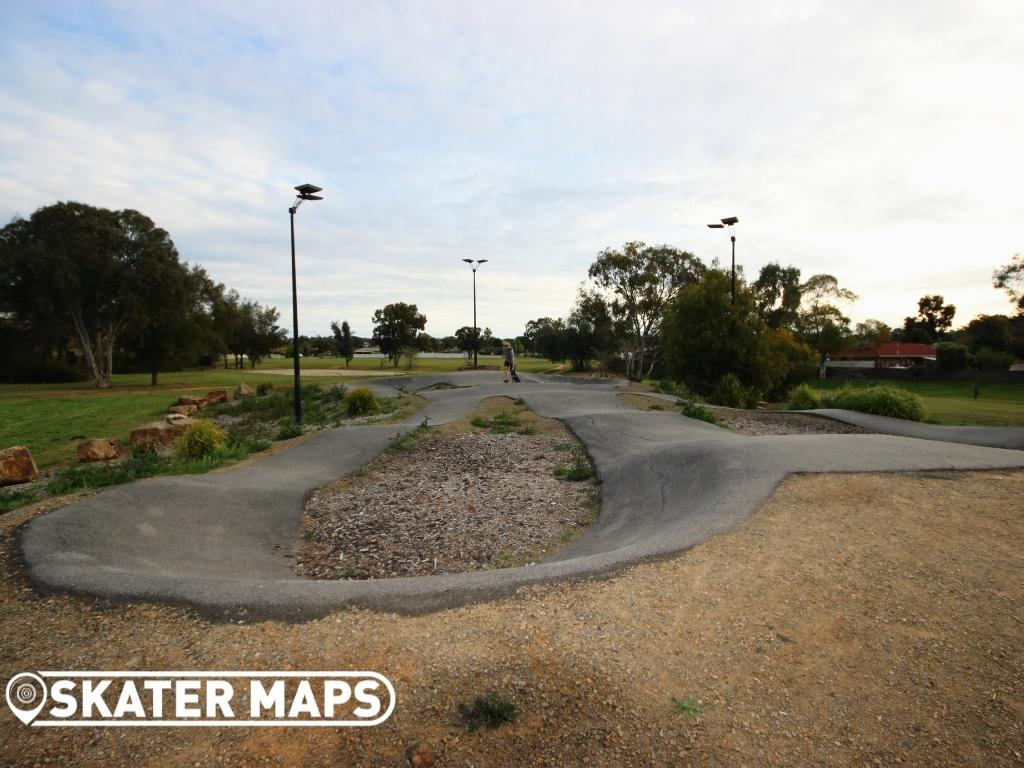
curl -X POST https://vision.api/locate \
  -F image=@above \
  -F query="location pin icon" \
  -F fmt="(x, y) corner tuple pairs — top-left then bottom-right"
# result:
(6, 673), (47, 725)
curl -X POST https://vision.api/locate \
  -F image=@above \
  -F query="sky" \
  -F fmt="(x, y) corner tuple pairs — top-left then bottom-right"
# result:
(1, 1), (1022, 339)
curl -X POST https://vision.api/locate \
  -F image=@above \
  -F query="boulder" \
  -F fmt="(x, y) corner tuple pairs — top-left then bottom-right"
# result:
(176, 395), (206, 407)
(168, 404), (199, 416)
(130, 418), (194, 449)
(1, 446), (39, 485)
(205, 389), (229, 405)
(77, 439), (125, 463)
(233, 382), (255, 399)
(404, 743), (435, 767)
(165, 413), (191, 424)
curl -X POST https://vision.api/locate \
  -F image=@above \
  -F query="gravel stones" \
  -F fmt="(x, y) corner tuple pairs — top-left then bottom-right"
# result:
(294, 430), (596, 580)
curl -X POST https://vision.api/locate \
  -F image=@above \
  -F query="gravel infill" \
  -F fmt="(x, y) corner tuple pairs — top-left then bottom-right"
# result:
(705, 406), (868, 436)
(295, 430), (597, 579)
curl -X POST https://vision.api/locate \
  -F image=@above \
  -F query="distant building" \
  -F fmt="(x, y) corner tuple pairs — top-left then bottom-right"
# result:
(829, 342), (937, 369)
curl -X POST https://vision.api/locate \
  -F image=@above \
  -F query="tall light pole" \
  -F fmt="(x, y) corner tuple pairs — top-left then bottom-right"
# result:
(289, 183), (323, 424)
(707, 216), (739, 304)
(462, 259), (488, 368)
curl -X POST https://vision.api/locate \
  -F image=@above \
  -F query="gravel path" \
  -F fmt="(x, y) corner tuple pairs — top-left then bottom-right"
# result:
(705, 406), (868, 435)
(296, 423), (596, 579)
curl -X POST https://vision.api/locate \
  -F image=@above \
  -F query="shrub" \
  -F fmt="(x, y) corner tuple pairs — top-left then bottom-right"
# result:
(177, 421), (228, 458)
(935, 343), (970, 371)
(708, 373), (755, 409)
(256, 381), (276, 396)
(554, 449), (594, 481)
(344, 386), (379, 417)
(823, 384), (926, 421)
(971, 347), (1014, 371)
(787, 383), (822, 410)
(458, 691), (518, 731)
(677, 398), (720, 425)
(274, 422), (304, 441)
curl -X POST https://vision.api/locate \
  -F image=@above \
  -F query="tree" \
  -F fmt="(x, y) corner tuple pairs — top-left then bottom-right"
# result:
(522, 317), (567, 362)
(993, 253), (1024, 314)
(331, 320), (354, 366)
(795, 274), (858, 365)
(753, 262), (802, 329)
(587, 241), (705, 380)
(0, 202), (198, 387)
(237, 300), (286, 367)
(903, 295), (956, 342)
(563, 291), (616, 372)
(372, 302), (426, 366)
(854, 319), (892, 350)
(963, 314), (1011, 353)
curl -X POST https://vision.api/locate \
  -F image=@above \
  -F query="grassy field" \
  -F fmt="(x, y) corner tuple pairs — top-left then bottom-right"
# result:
(0, 356), (559, 469)
(809, 378), (1024, 427)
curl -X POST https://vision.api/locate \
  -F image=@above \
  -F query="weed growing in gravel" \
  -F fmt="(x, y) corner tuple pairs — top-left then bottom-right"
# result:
(471, 411), (522, 434)
(389, 418), (432, 452)
(513, 397), (526, 405)
(517, 426), (538, 435)
(672, 696), (704, 717)
(274, 423), (303, 441)
(677, 398), (721, 425)
(553, 441), (574, 451)
(458, 691), (518, 731)
(648, 403), (664, 411)
(554, 449), (594, 481)
(0, 488), (39, 514)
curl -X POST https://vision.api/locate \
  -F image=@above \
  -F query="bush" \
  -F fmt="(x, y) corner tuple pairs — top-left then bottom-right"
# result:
(256, 381), (276, 396)
(935, 343), (970, 371)
(787, 383), (822, 410)
(823, 384), (926, 421)
(677, 398), (720, 425)
(971, 347), (1014, 371)
(344, 386), (380, 417)
(708, 373), (755, 409)
(177, 421), (228, 458)
(274, 422), (304, 441)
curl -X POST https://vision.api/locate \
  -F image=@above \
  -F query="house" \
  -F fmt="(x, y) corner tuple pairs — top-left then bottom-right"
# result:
(829, 342), (937, 369)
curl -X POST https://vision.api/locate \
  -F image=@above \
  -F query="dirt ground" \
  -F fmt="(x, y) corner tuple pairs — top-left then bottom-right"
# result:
(1, 468), (1022, 767)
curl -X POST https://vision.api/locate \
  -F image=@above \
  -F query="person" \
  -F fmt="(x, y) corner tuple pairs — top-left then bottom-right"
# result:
(502, 341), (517, 383)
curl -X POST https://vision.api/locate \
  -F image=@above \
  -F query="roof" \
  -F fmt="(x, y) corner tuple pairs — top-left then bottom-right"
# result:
(842, 342), (936, 359)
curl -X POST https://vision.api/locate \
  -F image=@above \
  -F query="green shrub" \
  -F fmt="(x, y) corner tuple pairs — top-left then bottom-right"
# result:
(176, 421), (228, 458)
(709, 373), (755, 408)
(256, 381), (276, 396)
(972, 347), (1014, 371)
(677, 398), (720, 425)
(344, 386), (379, 417)
(823, 384), (926, 421)
(471, 412), (522, 433)
(274, 422), (304, 441)
(0, 489), (40, 515)
(935, 343), (970, 372)
(787, 383), (822, 410)
(458, 691), (518, 731)
(554, 449), (594, 481)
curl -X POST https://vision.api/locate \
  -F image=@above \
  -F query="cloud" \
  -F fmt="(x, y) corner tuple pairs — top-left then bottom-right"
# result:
(1, 0), (1022, 338)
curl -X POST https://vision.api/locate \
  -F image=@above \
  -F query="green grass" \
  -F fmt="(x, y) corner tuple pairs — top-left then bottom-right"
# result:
(470, 411), (523, 434)
(671, 696), (704, 717)
(804, 378), (1024, 427)
(458, 691), (518, 731)
(554, 449), (594, 481)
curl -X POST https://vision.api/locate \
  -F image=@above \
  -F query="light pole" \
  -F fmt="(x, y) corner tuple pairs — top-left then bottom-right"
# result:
(462, 259), (488, 368)
(707, 216), (739, 304)
(289, 183), (323, 424)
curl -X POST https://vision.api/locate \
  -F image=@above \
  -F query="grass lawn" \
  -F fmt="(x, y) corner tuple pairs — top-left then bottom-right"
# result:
(0, 356), (558, 469)
(809, 378), (1024, 427)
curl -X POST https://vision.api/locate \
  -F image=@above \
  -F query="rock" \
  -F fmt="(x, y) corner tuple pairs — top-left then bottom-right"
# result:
(404, 742), (435, 767)
(176, 395), (206, 407)
(0, 446), (39, 485)
(205, 389), (229, 405)
(233, 382), (255, 399)
(165, 413), (191, 424)
(130, 418), (195, 449)
(77, 439), (125, 463)
(168, 404), (199, 416)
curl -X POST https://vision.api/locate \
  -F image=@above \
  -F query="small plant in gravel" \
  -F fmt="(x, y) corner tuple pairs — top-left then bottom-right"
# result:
(672, 696), (703, 717)
(677, 398), (720, 425)
(517, 425), (538, 435)
(787, 383), (822, 410)
(471, 411), (522, 434)
(554, 449), (593, 481)
(458, 691), (518, 731)
(255, 381), (276, 396)
(0, 488), (40, 515)
(274, 422), (304, 441)
(648, 403), (664, 411)
(177, 421), (228, 458)
(389, 418), (431, 452)
(344, 386), (379, 417)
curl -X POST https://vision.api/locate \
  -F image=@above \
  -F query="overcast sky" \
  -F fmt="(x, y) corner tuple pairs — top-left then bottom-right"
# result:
(1, 1), (1021, 339)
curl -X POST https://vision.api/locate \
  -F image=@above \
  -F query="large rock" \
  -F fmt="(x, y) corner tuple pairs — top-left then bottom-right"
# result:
(130, 418), (195, 449)
(176, 395), (206, 407)
(77, 439), (125, 463)
(233, 382), (255, 399)
(0, 446), (39, 485)
(205, 389), (229, 405)
(168, 404), (199, 416)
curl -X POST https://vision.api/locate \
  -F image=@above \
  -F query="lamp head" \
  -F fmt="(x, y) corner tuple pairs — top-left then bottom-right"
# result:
(707, 223), (725, 229)
(720, 216), (738, 226)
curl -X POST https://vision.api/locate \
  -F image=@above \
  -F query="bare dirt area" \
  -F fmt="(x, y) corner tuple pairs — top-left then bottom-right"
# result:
(2, 469), (1022, 767)
(294, 397), (598, 578)
(620, 392), (868, 436)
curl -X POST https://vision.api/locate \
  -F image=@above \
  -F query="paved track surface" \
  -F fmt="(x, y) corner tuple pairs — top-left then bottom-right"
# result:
(21, 372), (1024, 619)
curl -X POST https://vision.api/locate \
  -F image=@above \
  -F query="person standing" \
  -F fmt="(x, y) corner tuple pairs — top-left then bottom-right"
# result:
(502, 341), (517, 383)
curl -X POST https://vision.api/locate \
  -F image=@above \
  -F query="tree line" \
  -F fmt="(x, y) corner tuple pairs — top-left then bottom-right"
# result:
(0, 202), (286, 386)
